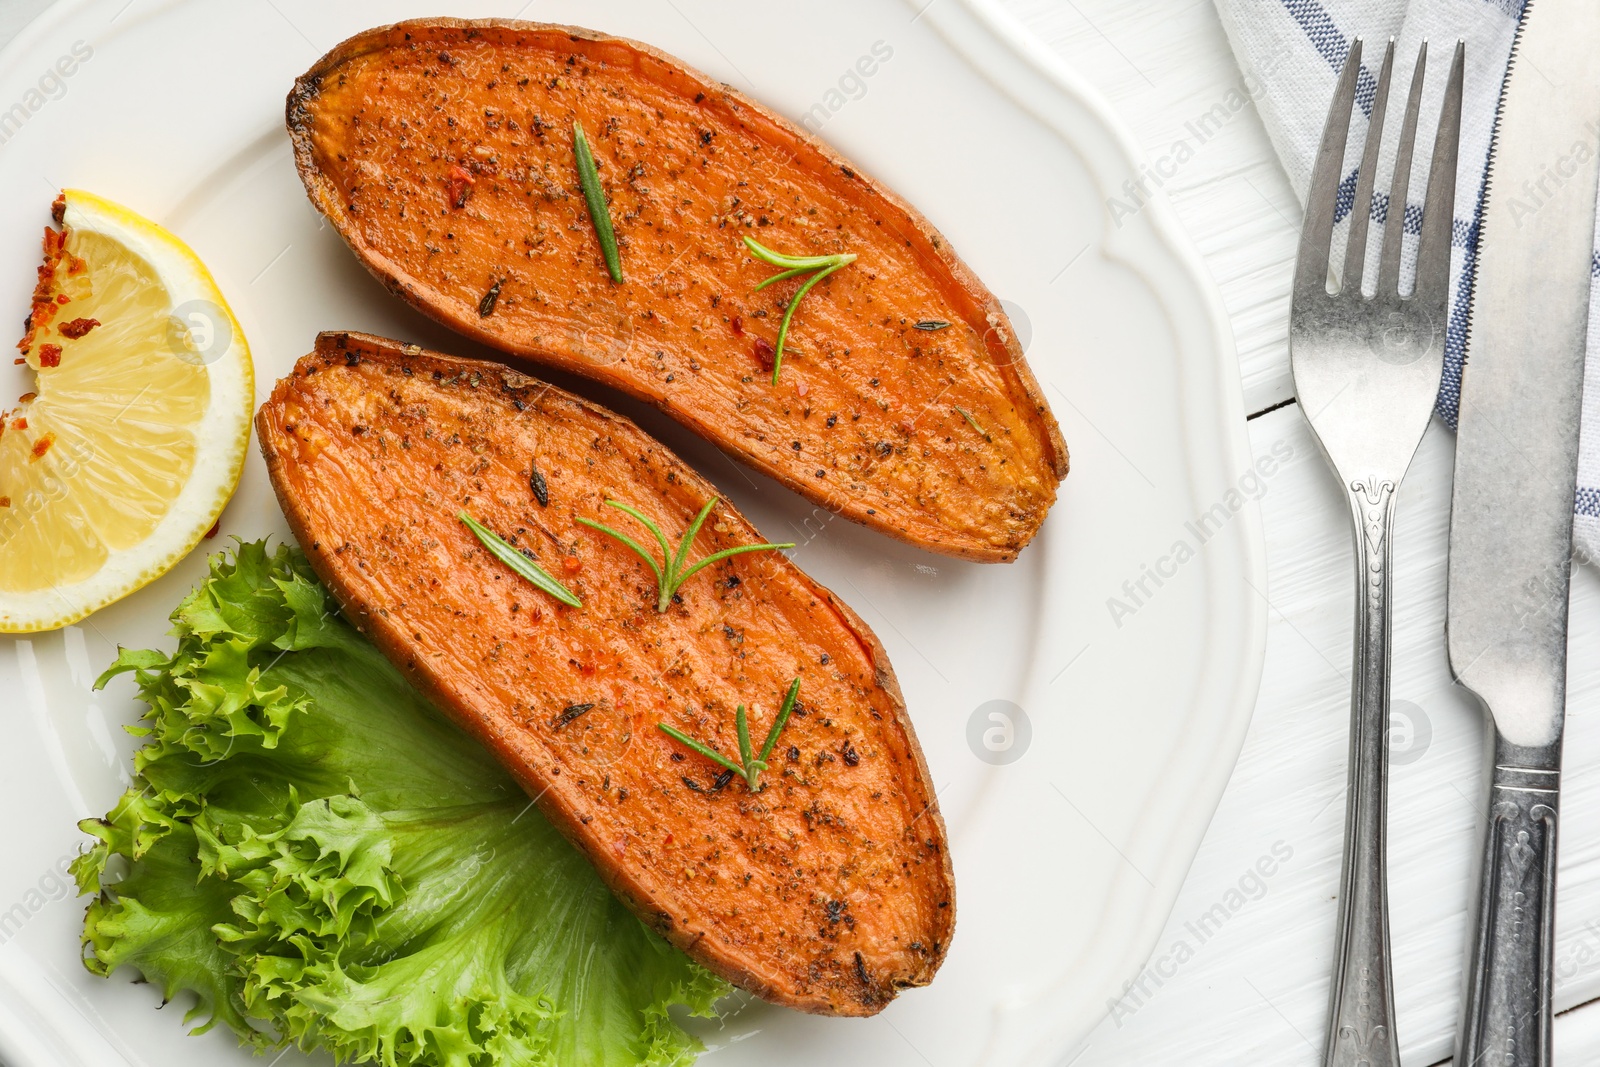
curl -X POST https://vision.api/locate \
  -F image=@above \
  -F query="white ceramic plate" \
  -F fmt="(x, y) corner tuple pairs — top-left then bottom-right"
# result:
(0, 1), (1265, 1063)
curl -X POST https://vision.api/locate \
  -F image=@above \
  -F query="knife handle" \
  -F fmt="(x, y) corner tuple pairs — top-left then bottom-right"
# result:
(1457, 736), (1562, 1067)
(1323, 478), (1402, 1067)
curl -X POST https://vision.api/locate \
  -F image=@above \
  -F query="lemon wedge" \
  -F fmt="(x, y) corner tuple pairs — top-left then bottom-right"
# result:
(0, 190), (253, 632)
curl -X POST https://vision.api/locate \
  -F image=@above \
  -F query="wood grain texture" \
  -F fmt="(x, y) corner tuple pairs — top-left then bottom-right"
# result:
(996, 0), (1600, 1062)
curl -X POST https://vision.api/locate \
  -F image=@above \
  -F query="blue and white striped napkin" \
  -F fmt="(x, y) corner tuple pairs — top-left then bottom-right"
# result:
(1211, 0), (1600, 560)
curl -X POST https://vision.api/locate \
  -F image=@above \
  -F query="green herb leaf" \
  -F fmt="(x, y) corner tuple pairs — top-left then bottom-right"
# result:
(578, 497), (793, 612)
(742, 236), (856, 384)
(757, 677), (802, 766)
(460, 510), (582, 607)
(573, 120), (623, 283)
(914, 320), (951, 331)
(657, 724), (748, 779)
(954, 405), (989, 439)
(734, 704), (756, 789)
(657, 678), (800, 793)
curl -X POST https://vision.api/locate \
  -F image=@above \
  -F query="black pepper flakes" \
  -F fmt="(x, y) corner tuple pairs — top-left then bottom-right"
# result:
(478, 279), (503, 317)
(550, 702), (596, 729)
(529, 461), (549, 506)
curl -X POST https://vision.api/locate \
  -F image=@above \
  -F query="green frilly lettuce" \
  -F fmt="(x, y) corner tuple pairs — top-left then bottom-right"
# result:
(73, 541), (726, 1066)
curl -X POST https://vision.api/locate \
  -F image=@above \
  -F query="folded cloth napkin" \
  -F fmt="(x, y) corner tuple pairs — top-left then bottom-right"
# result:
(1211, 0), (1600, 560)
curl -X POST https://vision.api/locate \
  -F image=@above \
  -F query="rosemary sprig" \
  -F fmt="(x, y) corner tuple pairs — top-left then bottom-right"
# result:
(659, 678), (801, 792)
(954, 405), (989, 439)
(576, 496), (794, 612)
(573, 120), (623, 283)
(742, 236), (856, 384)
(459, 511), (582, 608)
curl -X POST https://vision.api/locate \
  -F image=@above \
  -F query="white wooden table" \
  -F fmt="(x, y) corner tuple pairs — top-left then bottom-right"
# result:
(990, 0), (1600, 1063)
(2, 2), (1598, 1065)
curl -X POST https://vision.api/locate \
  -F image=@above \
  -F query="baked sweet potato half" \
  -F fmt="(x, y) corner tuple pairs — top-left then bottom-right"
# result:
(286, 18), (1067, 562)
(255, 331), (953, 1015)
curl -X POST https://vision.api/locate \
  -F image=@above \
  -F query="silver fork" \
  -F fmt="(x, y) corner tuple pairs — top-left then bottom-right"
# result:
(1290, 38), (1463, 1067)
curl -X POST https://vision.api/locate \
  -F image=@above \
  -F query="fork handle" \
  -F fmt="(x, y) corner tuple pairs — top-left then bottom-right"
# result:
(1323, 477), (1402, 1067)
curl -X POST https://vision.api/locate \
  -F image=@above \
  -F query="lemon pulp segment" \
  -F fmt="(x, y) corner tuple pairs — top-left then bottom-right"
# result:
(0, 190), (252, 630)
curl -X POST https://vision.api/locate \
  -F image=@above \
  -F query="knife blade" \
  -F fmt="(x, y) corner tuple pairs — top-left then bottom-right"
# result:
(1447, 0), (1600, 1062)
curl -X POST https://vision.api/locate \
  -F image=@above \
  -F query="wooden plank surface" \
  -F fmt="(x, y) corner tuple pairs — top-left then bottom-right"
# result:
(994, 0), (1600, 1062)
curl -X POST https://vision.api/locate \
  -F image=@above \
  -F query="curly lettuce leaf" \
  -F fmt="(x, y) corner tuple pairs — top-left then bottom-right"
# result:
(74, 541), (726, 1066)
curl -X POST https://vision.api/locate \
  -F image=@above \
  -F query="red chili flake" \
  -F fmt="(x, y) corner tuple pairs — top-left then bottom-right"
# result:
(795, 378), (808, 397)
(55, 294), (69, 305)
(30, 432), (54, 460)
(17, 226), (68, 354)
(58, 317), (98, 339)
(446, 163), (476, 209)
(204, 520), (221, 539)
(17, 393), (35, 403)
(752, 337), (775, 372)
(66, 255), (86, 276)
(0, 497), (10, 508)
(12, 358), (23, 366)
(37, 344), (61, 368)
(561, 554), (582, 575)
(10, 418), (26, 431)
(50, 194), (65, 224)
(730, 315), (744, 336)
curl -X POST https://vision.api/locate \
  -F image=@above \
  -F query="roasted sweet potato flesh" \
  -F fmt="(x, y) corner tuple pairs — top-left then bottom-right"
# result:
(255, 332), (954, 1015)
(287, 19), (1066, 562)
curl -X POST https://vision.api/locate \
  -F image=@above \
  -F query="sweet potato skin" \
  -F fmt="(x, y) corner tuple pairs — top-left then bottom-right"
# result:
(287, 19), (1067, 562)
(255, 331), (953, 1015)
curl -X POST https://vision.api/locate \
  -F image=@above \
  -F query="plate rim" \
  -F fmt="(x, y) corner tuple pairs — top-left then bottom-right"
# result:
(919, 0), (1267, 1059)
(0, 0), (1268, 1063)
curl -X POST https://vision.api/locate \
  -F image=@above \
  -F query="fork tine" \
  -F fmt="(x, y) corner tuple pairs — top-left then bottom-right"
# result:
(1414, 41), (1464, 309)
(1294, 39), (1363, 305)
(1377, 43), (1428, 296)
(1342, 39), (1396, 294)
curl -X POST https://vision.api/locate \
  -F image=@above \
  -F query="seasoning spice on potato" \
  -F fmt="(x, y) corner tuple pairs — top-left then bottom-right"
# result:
(256, 331), (955, 1015)
(287, 18), (1067, 562)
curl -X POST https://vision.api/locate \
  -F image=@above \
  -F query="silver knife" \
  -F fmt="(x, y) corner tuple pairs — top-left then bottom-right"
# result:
(1448, 1), (1600, 1063)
